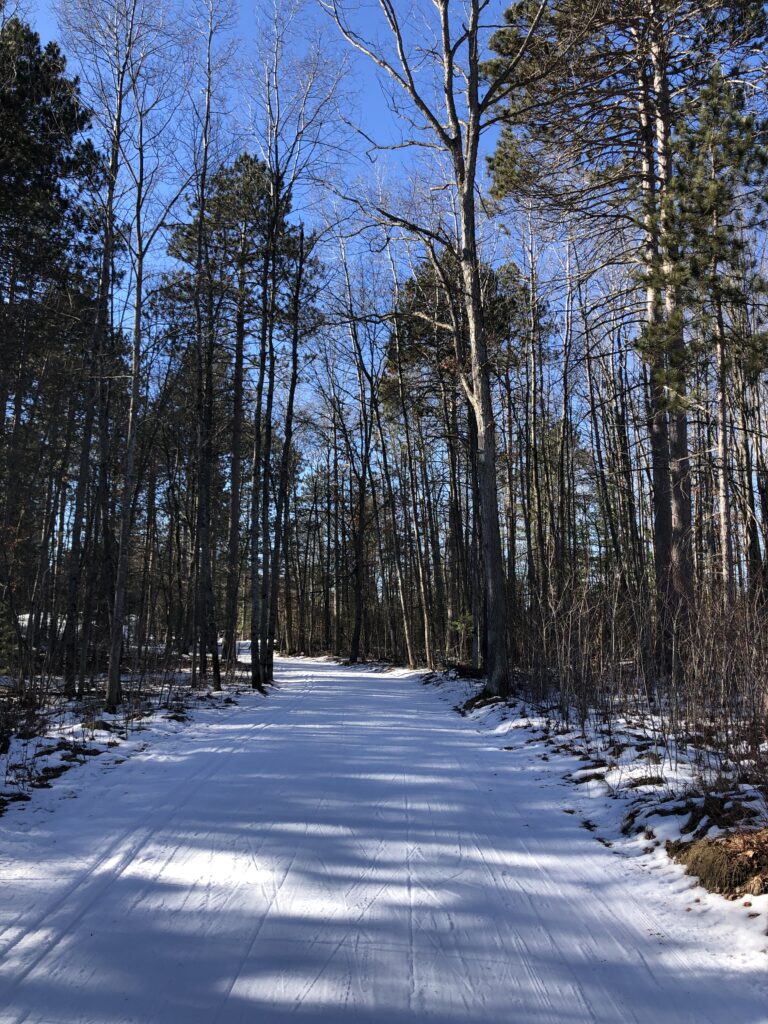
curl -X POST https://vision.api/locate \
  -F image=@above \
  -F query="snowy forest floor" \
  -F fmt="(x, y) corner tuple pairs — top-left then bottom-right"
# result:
(1, 657), (767, 1023)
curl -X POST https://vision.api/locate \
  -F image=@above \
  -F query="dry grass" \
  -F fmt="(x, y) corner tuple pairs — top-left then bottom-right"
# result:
(668, 828), (768, 897)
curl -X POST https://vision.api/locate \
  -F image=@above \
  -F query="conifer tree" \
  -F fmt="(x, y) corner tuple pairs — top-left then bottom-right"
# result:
(670, 65), (768, 604)
(487, 0), (768, 675)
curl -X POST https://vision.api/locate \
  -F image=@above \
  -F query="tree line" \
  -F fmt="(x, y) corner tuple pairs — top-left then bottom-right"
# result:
(2, 0), (768, 762)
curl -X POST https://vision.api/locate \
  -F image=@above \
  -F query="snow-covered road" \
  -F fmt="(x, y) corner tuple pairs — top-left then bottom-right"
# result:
(1, 658), (766, 1023)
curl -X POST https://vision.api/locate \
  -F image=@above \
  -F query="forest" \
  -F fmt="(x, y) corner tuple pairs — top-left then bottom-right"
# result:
(2, 0), (768, 772)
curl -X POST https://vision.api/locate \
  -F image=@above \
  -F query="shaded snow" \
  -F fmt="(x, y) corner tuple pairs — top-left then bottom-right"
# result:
(0, 658), (766, 1023)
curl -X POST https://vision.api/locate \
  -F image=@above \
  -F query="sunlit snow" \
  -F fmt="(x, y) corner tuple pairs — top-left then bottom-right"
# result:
(0, 658), (766, 1023)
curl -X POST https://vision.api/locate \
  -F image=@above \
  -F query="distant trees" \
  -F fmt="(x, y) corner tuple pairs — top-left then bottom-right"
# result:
(165, 153), (319, 690)
(168, 155), (272, 674)
(320, 0), (555, 696)
(3, 0), (768, 770)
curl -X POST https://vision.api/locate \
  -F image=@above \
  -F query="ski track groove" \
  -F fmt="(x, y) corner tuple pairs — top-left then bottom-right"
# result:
(456, 742), (716, 1022)
(210, 840), (302, 1024)
(456, 754), (670, 1024)
(1, 721), (238, 957)
(0, 675), (318, 1012)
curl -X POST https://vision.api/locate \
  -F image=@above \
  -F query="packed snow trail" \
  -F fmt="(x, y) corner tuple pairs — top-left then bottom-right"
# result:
(0, 659), (766, 1024)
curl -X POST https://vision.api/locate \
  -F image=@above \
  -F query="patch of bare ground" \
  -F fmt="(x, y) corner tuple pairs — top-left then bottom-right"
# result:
(668, 828), (768, 897)
(458, 692), (504, 715)
(626, 774), (666, 789)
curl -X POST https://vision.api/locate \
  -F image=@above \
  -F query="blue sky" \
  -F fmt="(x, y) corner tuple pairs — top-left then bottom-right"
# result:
(22, 0), (505, 264)
(28, 0), (57, 41)
(26, 0), (406, 186)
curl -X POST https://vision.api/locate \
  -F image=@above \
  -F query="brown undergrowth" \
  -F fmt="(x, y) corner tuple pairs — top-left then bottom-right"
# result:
(668, 829), (768, 897)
